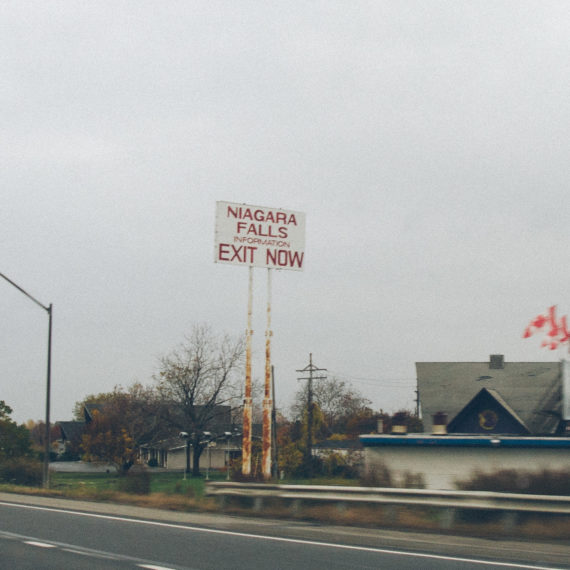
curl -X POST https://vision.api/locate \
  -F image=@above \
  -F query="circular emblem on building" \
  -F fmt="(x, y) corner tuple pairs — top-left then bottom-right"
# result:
(478, 409), (498, 430)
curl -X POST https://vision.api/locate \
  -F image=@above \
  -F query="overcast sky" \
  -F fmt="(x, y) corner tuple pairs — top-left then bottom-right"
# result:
(2, 1), (570, 424)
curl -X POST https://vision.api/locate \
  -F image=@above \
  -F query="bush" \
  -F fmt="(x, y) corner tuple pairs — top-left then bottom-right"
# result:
(147, 458), (159, 468)
(0, 457), (43, 486)
(320, 452), (359, 479)
(456, 468), (570, 495)
(401, 471), (425, 489)
(57, 449), (81, 462)
(360, 462), (392, 487)
(117, 470), (151, 495)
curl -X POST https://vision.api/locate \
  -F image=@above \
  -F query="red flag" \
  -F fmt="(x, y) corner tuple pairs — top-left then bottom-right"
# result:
(546, 306), (559, 337)
(524, 309), (550, 338)
(560, 316), (570, 343)
(522, 327), (532, 339)
(531, 314), (547, 329)
(524, 305), (569, 349)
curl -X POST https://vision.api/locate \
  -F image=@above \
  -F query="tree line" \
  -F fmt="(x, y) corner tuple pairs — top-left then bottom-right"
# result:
(2, 324), (422, 481)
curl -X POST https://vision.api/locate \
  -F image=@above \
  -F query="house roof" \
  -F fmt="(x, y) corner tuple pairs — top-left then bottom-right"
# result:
(160, 404), (233, 430)
(479, 388), (530, 432)
(446, 387), (531, 435)
(56, 420), (85, 441)
(416, 357), (562, 435)
(84, 403), (106, 422)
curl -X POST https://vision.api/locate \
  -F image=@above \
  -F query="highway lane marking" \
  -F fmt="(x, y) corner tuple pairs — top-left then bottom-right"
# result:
(23, 540), (57, 548)
(1, 529), (180, 569)
(0, 500), (565, 570)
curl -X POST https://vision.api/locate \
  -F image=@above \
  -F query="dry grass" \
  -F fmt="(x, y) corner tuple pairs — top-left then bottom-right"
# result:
(2, 482), (569, 541)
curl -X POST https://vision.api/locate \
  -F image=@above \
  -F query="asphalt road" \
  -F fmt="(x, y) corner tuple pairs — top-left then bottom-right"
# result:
(1, 493), (568, 570)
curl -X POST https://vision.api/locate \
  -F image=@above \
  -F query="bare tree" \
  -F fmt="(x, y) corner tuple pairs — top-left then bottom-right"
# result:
(291, 377), (371, 436)
(155, 324), (245, 476)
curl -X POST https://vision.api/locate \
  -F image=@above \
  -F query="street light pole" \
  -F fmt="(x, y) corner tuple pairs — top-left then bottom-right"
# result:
(0, 272), (53, 489)
(44, 303), (53, 488)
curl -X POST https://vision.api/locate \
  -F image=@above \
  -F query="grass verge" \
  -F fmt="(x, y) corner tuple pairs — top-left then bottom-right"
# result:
(1, 469), (569, 541)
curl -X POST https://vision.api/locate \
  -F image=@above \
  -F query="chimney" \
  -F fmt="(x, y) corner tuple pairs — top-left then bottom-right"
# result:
(391, 412), (408, 435)
(489, 354), (504, 370)
(432, 412), (448, 435)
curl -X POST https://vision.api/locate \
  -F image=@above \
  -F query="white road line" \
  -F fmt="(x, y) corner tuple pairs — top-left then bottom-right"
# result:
(24, 540), (57, 548)
(2, 529), (189, 569)
(0, 501), (565, 570)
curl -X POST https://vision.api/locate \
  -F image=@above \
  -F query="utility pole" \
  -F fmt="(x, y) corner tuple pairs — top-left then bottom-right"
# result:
(414, 379), (420, 418)
(297, 354), (326, 478)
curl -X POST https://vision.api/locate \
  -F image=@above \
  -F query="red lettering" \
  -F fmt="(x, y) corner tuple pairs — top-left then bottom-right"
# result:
(288, 250), (304, 267)
(218, 243), (257, 264)
(218, 243), (231, 261)
(266, 248), (304, 268)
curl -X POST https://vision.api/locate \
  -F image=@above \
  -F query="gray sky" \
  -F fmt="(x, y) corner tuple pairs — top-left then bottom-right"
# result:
(2, 1), (570, 424)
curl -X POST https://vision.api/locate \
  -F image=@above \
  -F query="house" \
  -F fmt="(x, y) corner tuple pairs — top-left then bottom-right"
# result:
(312, 439), (363, 459)
(139, 405), (244, 470)
(55, 420), (85, 458)
(143, 433), (242, 471)
(417, 355), (568, 436)
(358, 355), (570, 490)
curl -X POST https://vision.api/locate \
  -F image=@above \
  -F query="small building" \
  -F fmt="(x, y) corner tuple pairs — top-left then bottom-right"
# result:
(417, 355), (568, 436)
(312, 439), (363, 460)
(55, 420), (85, 458)
(360, 434), (570, 490)
(140, 433), (241, 471)
(359, 356), (570, 490)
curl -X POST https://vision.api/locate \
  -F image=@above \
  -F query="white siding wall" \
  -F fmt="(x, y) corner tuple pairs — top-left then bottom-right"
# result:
(365, 446), (570, 490)
(167, 447), (229, 470)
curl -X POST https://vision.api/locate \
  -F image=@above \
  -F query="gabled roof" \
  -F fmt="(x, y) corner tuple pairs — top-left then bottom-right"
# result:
(160, 404), (233, 431)
(84, 403), (106, 422)
(56, 420), (85, 441)
(417, 357), (562, 435)
(447, 387), (531, 435)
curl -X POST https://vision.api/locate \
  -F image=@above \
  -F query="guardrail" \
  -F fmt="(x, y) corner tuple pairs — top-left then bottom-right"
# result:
(205, 482), (570, 533)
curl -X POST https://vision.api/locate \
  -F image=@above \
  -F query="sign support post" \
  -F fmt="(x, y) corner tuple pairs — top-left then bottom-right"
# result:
(262, 268), (273, 480)
(214, 201), (305, 478)
(242, 265), (253, 476)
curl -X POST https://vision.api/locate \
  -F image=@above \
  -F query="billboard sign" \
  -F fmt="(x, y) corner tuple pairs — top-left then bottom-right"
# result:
(215, 201), (305, 271)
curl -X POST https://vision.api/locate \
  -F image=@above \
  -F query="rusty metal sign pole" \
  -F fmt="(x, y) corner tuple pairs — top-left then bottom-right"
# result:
(242, 266), (253, 476)
(262, 268), (273, 480)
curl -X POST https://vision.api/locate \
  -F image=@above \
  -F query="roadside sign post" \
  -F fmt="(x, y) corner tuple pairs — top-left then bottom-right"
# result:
(215, 201), (305, 479)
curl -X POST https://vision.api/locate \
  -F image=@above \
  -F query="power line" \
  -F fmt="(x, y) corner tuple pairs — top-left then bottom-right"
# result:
(327, 369), (416, 386)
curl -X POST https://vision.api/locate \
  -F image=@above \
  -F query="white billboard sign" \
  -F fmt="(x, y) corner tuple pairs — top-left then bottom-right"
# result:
(215, 201), (305, 271)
